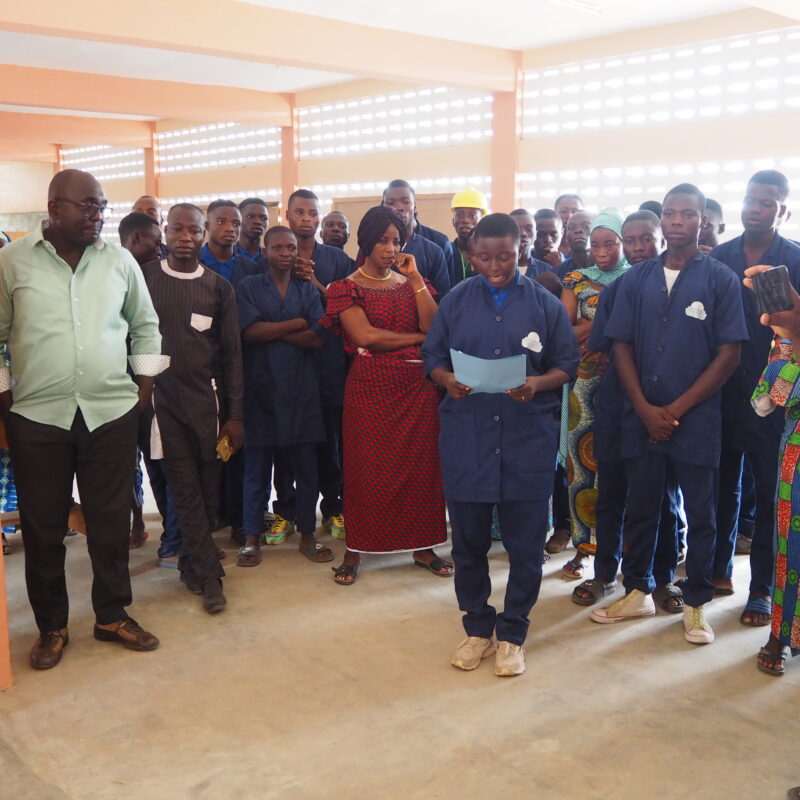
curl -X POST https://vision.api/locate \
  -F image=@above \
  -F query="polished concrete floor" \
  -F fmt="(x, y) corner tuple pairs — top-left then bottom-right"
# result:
(1, 523), (798, 800)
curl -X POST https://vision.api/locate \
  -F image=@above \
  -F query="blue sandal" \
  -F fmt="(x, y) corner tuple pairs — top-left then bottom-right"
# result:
(741, 596), (772, 627)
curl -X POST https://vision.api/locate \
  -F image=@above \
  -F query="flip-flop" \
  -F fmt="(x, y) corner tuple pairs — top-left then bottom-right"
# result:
(756, 645), (789, 676)
(741, 596), (772, 627)
(787, 787), (800, 799)
(300, 539), (334, 563)
(332, 562), (359, 585)
(2, 533), (10, 555)
(236, 544), (262, 567)
(654, 582), (684, 614)
(571, 578), (616, 606)
(561, 557), (586, 581)
(413, 556), (454, 577)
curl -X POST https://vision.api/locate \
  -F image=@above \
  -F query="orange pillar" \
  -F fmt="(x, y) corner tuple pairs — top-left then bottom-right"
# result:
(490, 60), (522, 213)
(280, 95), (299, 222)
(144, 123), (158, 198)
(0, 545), (12, 690)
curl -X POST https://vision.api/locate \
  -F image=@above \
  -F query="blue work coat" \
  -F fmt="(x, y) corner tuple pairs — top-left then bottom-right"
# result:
(422, 271), (579, 502)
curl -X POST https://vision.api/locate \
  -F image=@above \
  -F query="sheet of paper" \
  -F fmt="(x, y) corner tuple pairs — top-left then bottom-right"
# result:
(450, 349), (527, 394)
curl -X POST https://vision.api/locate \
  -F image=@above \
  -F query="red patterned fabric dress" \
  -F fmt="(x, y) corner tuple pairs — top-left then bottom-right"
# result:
(322, 278), (447, 553)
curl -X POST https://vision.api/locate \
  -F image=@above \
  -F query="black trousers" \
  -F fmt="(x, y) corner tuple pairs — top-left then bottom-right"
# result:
(6, 406), (139, 632)
(163, 457), (224, 587)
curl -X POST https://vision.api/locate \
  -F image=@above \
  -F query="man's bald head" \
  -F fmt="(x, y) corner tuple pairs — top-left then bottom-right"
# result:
(48, 169), (103, 203)
(46, 169), (107, 248)
(133, 195), (163, 225)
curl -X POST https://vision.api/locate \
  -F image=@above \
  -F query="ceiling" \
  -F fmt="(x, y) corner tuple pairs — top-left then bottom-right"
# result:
(234, 0), (747, 50)
(0, 30), (354, 93)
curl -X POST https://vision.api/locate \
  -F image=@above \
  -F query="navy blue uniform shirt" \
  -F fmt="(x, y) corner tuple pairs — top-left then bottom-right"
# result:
(200, 244), (261, 290)
(423, 271), (579, 502)
(524, 253), (557, 279)
(403, 234), (451, 299)
(604, 252), (748, 467)
(307, 241), (353, 407)
(417, 222), (455, 288)
(711, 233), (800, 452)
(237, 274), (325, 448)
(587, 277), (625, 464)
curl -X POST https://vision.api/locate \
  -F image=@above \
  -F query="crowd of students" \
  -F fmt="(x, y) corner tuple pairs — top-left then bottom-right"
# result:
(2, 165), (799, 681)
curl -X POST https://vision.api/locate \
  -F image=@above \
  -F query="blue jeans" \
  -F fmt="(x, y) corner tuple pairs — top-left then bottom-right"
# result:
(715, 446), (775, 597)
(143, 455), (181, 559)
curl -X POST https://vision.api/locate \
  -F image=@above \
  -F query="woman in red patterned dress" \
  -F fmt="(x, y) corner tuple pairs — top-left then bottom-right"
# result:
(322, 206), (451, 585)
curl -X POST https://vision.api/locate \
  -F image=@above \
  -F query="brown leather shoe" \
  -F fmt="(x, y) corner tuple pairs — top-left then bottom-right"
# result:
(30, 628), (69, 670)
(93, 618), (159, 651)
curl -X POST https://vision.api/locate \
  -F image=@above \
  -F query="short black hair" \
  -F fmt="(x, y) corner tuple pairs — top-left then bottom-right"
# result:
(168, 202), (204, 219)
(118, 212), (160, 243)
(554, 193), (582, 207)
(705, 198), (723, 218)
(748, 170), (790, 201)
(383, 179), (415, 200)
(207, 199), (239, 214)
(639, 200), (663, 217)
(664, 183), (706, 211)
(623, 210), (661, 231)
(239, 197), (268, 211)
(357, 206), (407, 255)
(264, 225), (295, 247)
(288, 189), (319, 208)
(534, 208), (560, 223)
(509, 208), (531, 217)
(472, 212), (521, 244)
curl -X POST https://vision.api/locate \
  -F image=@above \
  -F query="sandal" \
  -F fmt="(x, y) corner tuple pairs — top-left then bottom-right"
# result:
(413, 555), (454, 577)
(741, 595), (772, 627)
(756, 645), (789, 676)
(236, 544), (262, 567)
(571, 578), (616, 606)
(299, 538), (334, 563)
(545, 528), (571, 554)
(332, 562), (359, 585)
(561, 557), (586, 581)
(2, 533), (10, 556)
(654, 582), (684, 614)
(216, 545), (226, 560)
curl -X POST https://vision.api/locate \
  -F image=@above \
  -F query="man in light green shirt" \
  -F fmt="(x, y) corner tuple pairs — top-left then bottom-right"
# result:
(0, 169), (169, 670)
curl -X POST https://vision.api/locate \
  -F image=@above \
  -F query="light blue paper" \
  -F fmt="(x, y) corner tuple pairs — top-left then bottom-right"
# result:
(450, 349), (526, 394)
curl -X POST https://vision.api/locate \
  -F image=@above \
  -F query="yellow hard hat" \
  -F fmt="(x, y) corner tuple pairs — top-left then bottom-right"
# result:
(451, 187), (488, 214)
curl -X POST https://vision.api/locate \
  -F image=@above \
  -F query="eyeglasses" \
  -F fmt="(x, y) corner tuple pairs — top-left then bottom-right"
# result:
(54, 198), (112, 220)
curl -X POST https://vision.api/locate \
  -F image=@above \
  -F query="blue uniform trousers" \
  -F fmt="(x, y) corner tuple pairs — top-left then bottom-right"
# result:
(272, 406), (342, 521)
(738, 457), (756, 538)
(246, 443), (318, 536)
(714, 446), (775, 597)
(143, 454), (181, 558)
(448, 499), (548, 646)
(622, 452), (717, 607)
(594, 460), (680, 585)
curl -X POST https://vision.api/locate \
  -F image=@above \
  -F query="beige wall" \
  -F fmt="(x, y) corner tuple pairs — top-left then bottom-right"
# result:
(0, 161), (54, 215)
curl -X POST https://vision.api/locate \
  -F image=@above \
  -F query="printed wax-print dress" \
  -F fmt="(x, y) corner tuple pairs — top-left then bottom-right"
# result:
(563, 270), (606, 553)
(322, 278), (447, 553)
(752, 337), (800, 652)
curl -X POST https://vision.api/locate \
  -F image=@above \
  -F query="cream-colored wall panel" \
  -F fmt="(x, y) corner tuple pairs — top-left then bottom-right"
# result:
(0, 161), (54, 214)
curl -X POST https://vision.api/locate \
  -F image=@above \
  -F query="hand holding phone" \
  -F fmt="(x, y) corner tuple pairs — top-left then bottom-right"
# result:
(752, 265), (794, 315)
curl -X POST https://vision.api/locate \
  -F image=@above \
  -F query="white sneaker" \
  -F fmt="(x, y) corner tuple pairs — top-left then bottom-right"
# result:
(590, 589), (656, 624)
(494, 641), (525, 677)
(451, 636), (497, 671)
(683, 604), (715, 644)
